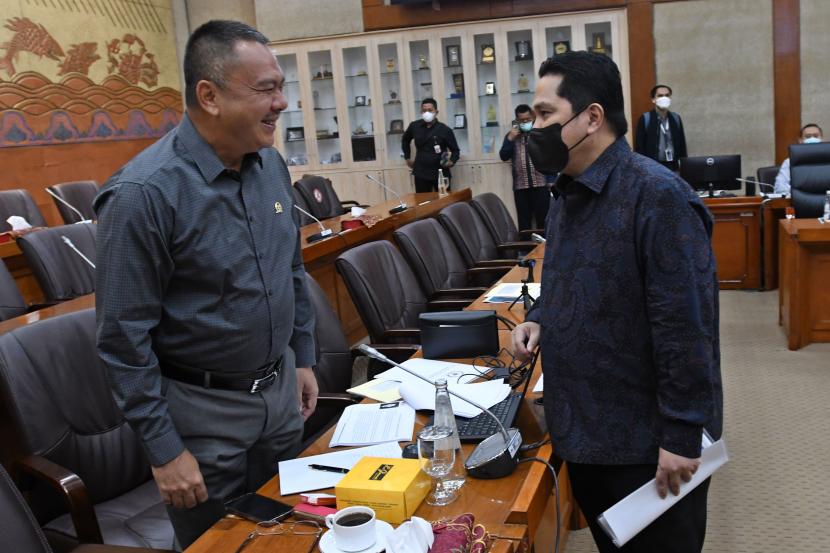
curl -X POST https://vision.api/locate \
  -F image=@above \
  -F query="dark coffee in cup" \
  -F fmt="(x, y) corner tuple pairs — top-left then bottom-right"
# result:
(337, 513), (372, 527)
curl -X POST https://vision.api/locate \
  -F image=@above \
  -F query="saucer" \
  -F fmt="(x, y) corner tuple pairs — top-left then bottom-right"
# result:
(319, 519), (393, 553)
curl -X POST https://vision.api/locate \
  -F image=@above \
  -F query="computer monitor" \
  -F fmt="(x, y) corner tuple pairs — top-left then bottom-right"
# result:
(679, 155), (742, 197)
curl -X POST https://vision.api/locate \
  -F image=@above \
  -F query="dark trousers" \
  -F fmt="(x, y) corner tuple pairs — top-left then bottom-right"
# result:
(414, 175), (451, 193)
(513, 186), (551, 231)
(568, 462), (710, 553)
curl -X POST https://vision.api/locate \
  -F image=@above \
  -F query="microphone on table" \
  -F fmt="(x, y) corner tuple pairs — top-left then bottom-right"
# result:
(530, 233), (546, 244)
(61, 235), (96, 269)
(44, 188), (92, 224)
(734, 177), (778, 196)
(294, 205), (333, 243)
(357, 344), (522, 479)
(366, 174), (408, 214)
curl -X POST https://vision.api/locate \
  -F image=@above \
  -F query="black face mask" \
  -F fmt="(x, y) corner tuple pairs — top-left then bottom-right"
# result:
(527, 108), (590, 176)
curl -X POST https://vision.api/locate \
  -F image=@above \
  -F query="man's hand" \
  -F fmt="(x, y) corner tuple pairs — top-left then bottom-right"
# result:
(507, 127), (521, 141)
(655, 447), (700, 499)
(512, 321), (540, 362)
(406, 159), (414, 169)
(152, 450), (208, 509)
(296, 367), (318, 420)
(444, 161), (454, 168)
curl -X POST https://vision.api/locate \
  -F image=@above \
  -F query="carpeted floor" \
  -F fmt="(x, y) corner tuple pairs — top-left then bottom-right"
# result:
(564, 290), (830, 552)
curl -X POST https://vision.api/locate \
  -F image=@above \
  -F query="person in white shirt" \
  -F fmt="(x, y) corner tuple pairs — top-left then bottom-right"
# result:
(774, 123), (824, 194)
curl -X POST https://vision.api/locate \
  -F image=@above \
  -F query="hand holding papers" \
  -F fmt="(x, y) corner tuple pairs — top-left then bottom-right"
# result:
(329, 402), (415, 447)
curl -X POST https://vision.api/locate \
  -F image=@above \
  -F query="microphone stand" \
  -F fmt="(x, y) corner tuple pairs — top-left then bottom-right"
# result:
(294, 205), (334, 243)
(44, 188), (92, 224)
(358, 344), (521, 479)
(61, 236), (96, 268)
(366, 174), (408, 214)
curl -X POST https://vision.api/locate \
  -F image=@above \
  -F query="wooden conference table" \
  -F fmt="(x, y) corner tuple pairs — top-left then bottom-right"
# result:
(778, 218), (830, 350)
(186, 244), (576, 553)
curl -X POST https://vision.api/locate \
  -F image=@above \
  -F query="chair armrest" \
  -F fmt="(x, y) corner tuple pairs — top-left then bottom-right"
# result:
(474, 259), (519, 268)
(431, 287), (488, 299)
(466, 266), (513, 278)
(381, 328), (421, 341)
(17, 455), (103, 544)
(427, 299), (473, 311)
(317, 392), (360, 407)
(352, 344), (421, 363)
(25, 301), (60, 312)
(517, 229), (545, 239)
(496, 242), (537, 254)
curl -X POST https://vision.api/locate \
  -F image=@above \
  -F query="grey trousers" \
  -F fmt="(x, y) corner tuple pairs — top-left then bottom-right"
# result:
(161, 350), (304, 548)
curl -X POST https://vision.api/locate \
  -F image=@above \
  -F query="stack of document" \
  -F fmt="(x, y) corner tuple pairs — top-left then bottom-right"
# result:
(398, 379), (511, 418)
(348, 358), (484, 402)
(278, 442), (402, 495)
(329, 402), (415, 447)
(483, 282), (541, 303)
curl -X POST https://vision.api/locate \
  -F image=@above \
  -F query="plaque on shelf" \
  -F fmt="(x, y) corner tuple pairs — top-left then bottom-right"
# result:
(553, 41), (570, 55)
(389, 119), (404, 133)
(418, 53), (429, 70)
(517, 73), (529, 93)
(286, 127), (304, 141)
(355, 95), (366, 106)
(484, 82), (496, 95)
(386, 58), (396, 72)
(452, 73), (464, 94)
(446, 45), (461, 66)
(480, 44), (495, 64)
(486, 105), (497, 125)
(514, 40), (532, 61)
(454, 114), (466, 129)
(389, 90), (399, 103)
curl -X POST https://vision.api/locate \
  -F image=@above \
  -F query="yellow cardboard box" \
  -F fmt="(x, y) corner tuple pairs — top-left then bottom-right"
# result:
(335, 457), (431, 524)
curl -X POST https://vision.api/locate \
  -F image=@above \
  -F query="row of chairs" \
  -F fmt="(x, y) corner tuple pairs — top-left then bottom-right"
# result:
(1, 181), (99, 229)
(335, 193), (540, 345)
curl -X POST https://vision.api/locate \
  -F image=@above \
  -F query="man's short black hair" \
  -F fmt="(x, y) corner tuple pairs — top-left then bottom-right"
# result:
(515, 104), (532, 117)
(801, 123), (823, 136)
(421, 98), (438, 110)
(538, 51), (628, 137)
(650, 84), (673, 98)
(184, 20), (269, 108)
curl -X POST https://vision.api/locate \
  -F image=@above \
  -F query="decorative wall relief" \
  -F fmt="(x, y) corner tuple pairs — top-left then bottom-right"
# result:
(0, 1), (182, 148)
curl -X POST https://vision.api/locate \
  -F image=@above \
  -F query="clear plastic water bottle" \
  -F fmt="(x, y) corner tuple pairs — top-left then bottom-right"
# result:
(433, 379), (467, 492)
(824, 191), (830, 222)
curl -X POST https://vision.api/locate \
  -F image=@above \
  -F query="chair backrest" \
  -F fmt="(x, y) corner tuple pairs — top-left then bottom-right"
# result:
(292, 186), (316, 227)
(0, 261), (26, 321)
(47, 180), (98, 224)
(789, 143), (830, 217)
(0, 309), (151, 524)
(393, 218), (468, 297)
(0, 464), (52, 553)
(16, 223), (96, 302)
(294, 175), (345, 220)
(756, 165), (779, 189)
(437, 202), (500, 267)
(335, 240), (427, 343)
(470, 192), (520, 244)
(0, 189), (47, 230)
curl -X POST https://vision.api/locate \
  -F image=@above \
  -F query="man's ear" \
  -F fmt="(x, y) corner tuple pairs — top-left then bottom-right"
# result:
(586, 103), (605, 134)
(195, 80), (221, 116)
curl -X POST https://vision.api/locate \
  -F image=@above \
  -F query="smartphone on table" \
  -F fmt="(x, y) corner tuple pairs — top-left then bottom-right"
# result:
(224, 492), (294, 522)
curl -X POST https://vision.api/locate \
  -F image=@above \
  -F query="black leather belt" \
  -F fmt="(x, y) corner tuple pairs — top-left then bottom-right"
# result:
(159, 357), (283, 394)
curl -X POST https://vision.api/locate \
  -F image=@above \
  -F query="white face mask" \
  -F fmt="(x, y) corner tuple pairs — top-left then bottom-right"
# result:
(803, 136), (822, 144)
(655, 96), (671, 110)
(421, 111), (435, 123)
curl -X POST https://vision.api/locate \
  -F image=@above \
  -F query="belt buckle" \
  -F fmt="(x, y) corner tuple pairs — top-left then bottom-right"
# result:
(249, 370), (276, 394)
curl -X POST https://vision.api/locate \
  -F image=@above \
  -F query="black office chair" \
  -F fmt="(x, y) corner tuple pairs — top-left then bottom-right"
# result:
(46, 181), (98, 224)
(0, 261), (26, 321)
(789, 142), (830, 217)
(294, 175), (367, 220)
(470, 193), (543, 247)
(0, 189), (47, 230)
(437, 202), (523, 268)
(16, 223), (96, 302)
(756, 166), (780, 192)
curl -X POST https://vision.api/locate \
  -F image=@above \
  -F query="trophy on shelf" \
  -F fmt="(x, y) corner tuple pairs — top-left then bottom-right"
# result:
(418, 53), (429, 70)
(517, 73), (530, 93)
(451, 73), (464, 98)
(486, 105), (498, 126)
(514, 40), (532, 61)
(446, 45), (461, 67)
(389, 90), (400, 103)
(480, 44), (495, 64)
(553, 41), (570, 56)
(386, 58), (396, 72)
(590, 33), (608, 55)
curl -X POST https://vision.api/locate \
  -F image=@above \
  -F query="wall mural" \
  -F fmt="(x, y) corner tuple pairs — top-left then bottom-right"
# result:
(0, 1), (182, 148)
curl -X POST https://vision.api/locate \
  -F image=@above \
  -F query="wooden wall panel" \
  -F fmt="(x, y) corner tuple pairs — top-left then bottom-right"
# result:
(0, 139), (156, 226)
(773, 0), (800, 164)
(626, 1), (655, 127)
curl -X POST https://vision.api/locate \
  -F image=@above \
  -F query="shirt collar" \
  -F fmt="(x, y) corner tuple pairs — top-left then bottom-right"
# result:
(177, 113), (263, 184)
(553, 136), (630, 196)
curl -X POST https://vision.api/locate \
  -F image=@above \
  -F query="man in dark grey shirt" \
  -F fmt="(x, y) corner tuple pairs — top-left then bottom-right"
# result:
(95, 21), (317, 547)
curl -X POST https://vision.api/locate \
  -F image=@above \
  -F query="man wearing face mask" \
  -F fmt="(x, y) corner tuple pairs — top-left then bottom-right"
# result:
(499, 104), (551, 230)
(402, 98), (460, 193)
(634, 84), (687, 171)
(512, 52), (721, 553)
(773, 123), (824, 194)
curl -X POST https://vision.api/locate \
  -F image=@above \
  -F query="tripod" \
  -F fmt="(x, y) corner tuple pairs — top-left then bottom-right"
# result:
(508, 279), (536, 311)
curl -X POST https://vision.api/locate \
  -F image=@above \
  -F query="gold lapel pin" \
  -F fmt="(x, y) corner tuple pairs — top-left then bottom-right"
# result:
(274, 201), (283, 214)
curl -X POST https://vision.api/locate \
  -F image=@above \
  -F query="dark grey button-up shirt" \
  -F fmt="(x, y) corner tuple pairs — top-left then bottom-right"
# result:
(95, 114), (315, 466)
(526, 137), (722, 465)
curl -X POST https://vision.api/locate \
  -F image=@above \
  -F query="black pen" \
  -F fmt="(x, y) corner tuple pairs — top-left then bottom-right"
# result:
(309, 464), (350, 474)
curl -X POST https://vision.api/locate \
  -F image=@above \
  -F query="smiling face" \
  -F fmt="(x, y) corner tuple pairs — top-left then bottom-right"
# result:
(212, 40), (287, 156)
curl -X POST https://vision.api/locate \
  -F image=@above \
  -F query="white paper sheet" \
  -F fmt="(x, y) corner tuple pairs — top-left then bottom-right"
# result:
(278, 442), (402, 495)
(398, 379), (511, 418)
(483, 282), (541, 303)
(329, 402), (415, 447)
(532, 374), (543, 393)
(597, 436), (729, 547)
(373, 358), (483, 385)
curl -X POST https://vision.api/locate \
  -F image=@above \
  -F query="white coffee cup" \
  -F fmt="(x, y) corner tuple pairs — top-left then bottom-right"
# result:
(324, 506), (376, 552)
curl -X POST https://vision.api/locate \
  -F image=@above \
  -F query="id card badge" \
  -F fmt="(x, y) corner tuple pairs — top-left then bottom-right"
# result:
(434, 144), (442, 154)
(665, 149), (674, 162)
